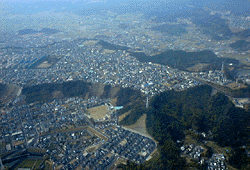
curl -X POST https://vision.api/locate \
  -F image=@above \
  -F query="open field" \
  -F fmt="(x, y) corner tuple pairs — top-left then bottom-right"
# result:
(102, 49), (115, 54)
(81, 40), (98, 46)
(125, 114), (149, 137)
(226, 82), (248, 90)
(14, 159), (43, 170)
(87, 105), (109, 120)
(186, 63), (210, 72)
(37, 61), (52, 68)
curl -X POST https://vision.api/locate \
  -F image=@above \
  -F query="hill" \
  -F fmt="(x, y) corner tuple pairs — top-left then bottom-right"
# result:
(234, 29), (250, 39)
(230, 40), (250, 52)
(131, 50), (239, 71)
(120, 85), (250, 170)
(22, 80), (143, 107)
(194, 14), (233, 40)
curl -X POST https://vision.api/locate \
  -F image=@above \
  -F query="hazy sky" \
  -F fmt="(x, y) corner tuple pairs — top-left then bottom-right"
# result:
(1, 0), (250, 16)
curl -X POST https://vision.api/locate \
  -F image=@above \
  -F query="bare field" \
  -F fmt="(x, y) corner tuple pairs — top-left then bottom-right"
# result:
(125, 114), (150, 136)
(102, 49), (115, 54)
(226, 53), (250, 65)
(186, 63), (209, 72)
(81, 40), (98, 46)
(110, 98), (117, 106)
(87, 105), (109, 120)
(226, 82), (248, 90)
(37, 61), (52, 68)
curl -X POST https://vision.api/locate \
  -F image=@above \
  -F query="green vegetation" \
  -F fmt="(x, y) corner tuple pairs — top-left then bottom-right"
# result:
(147, 85), (250, 147)
(23, 80), (92, 103)
(120, 85), (250, 169)
(115, 87), (142, 106)
(151, 24), (188, 36)
(235, 28), (250, 39)
(0, 83), (6, 107)
(194, 14), (233, 40)
(119, 101), (146, 126)
(23, 81), (142, 107)
(131, 50), (239, 71)
(230, 40), (250, 52)
(229, 147), (250, 169)
(14, 159), (42, 170)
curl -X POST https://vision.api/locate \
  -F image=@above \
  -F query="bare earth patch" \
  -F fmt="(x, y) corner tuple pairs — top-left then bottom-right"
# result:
(226, 82), (248, 90)
(38, 61), (52, 68)
(186, 63), (209, 72)
(124, 114), (149, 136)
(87, 105), (109, 120)
(81, 40), (98, 46)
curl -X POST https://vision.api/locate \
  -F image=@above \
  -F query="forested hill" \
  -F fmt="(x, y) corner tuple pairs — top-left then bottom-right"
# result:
(0, 84), (7, 107)
(147, 85), (250, 147)
(230, 40), (250, 52)
(131, 50), (239, 71)
(22, 80), (142, 106)
(120, 85), (250, 169)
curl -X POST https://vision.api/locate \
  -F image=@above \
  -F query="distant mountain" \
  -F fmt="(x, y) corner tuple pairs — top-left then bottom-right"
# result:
(193, 14), (233, 40)
(230, 40), (250, 52)
(235, 29), (250, 39)
(18, 29), (39, 35)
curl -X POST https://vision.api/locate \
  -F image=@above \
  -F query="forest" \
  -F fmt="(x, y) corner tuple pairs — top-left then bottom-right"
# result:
(230, 40), (250, 52)
(119, 85), (250, 169)
(22, 80), (142, 107)
(131, 50), (239, 71)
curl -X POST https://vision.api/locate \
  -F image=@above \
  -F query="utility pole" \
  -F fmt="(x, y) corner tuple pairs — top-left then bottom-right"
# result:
(221, 62), (224, 73)
(0, 157), (4, 170)
(146, 96), (149, 109)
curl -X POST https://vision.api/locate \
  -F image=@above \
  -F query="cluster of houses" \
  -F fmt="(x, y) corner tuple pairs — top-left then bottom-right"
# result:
(104, 126), (156, 164)
(181, 144), (205, 164)
(0, 94), (157, 169)
(207, 154), (226, 170)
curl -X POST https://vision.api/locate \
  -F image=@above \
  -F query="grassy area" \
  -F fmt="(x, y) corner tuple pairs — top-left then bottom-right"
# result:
(119, 110), (131, 121)
(125, 114), (149, 136)
(206, 141), (232, 159)
(14, 159), (43, 170)
(226, 82), (248, 90)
